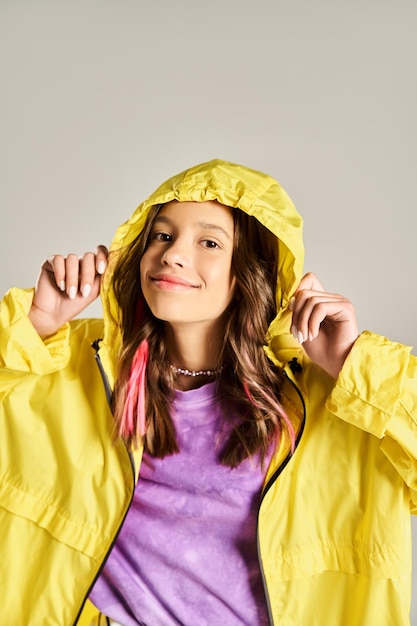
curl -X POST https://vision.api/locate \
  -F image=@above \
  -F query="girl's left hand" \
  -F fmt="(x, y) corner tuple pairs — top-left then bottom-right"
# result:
(290, 272), (359, 379)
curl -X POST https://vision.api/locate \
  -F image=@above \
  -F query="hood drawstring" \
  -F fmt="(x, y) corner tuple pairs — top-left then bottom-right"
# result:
(120, 340), (149, 440)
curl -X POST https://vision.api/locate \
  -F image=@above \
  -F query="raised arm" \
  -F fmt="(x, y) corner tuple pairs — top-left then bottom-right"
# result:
(291, 272), (417, 511)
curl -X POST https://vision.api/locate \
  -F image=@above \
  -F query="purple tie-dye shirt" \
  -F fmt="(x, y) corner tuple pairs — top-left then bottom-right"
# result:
(90, 381), (270, 625)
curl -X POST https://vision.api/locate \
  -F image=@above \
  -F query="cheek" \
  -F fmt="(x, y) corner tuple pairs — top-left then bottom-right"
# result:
(214, 265), (235, 300)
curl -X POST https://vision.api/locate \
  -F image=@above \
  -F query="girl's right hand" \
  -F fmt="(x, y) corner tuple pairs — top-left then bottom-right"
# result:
(28, 245), (108, 337)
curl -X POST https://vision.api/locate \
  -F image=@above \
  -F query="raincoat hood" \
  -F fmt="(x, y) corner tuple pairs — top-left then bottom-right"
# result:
(100, 159), (304, 384)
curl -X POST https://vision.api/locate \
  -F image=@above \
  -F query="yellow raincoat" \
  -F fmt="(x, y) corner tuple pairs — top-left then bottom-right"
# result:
(0, 159), (416, 625)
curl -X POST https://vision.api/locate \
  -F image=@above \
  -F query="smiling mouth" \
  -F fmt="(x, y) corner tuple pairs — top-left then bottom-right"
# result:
(150, 275), (199, 290)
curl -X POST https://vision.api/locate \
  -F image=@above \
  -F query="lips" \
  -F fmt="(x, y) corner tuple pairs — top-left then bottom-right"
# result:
(150, 274), (198, 290)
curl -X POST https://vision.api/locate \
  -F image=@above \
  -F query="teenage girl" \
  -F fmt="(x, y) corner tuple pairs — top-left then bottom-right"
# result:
(1, 159), (415, 625)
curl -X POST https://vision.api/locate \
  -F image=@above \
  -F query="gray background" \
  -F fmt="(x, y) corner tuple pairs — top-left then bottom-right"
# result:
(1, 0), (416, 621)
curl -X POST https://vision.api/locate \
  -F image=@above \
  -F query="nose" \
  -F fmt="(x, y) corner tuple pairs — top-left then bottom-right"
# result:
(161, 240), (190, 268)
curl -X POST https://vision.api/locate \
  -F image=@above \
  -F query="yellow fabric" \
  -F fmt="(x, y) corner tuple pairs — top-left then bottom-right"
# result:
(0, 292), (135, 624)
(1, 159), (416, 625)
(76, 600), (100, 626)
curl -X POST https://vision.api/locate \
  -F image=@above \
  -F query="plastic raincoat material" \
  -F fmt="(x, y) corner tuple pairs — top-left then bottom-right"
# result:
(0, 159), (416, 625)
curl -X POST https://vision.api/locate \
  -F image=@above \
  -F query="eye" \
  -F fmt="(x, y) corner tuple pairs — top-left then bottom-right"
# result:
(202, 239), (220, 249)
(150, 231), (172, 242)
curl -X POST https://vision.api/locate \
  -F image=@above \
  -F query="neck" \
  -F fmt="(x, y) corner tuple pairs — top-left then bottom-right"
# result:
(165, 322), (223, 390)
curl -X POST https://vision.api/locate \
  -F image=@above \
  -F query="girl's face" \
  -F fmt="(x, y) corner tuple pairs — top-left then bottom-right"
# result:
(140, 200), (235, 332)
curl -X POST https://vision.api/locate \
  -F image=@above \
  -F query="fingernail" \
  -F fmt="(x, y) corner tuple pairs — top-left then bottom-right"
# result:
(59, 280), (65, 292)
(289, 297), (295, 311)
(308, 331), (314, 342)
(298, 330), (305, 344)
(82, 284), (91, 298)
(68, 285), (77, 300)
(291, 325), (298, 340)
(97, 261), (106, 275)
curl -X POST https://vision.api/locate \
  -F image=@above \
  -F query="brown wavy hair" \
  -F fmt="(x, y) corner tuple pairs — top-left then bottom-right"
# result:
(112, 203), (290, 467)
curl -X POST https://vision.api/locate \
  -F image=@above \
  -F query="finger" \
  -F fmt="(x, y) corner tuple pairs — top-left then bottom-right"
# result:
(293, 294), (353, 343)
(298, 297), (343, 342)
(65, 254), (82, 300)
(294, 272), (325, 295)
(42, 255), (67, 292)
(289, 272), (326, 330)
(291, 291), (343, 343)
(95, 245), (109, 275)
(79, 252), (96, 298)
(290, 287), (323, 332)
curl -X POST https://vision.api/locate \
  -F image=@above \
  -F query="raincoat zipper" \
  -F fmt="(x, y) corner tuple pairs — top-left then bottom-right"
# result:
(256, 372), (306, 625)
(72, 343), (137, 626)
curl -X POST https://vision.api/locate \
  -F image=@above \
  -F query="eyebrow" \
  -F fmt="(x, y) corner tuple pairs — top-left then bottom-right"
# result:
(153, 215), (232, 240)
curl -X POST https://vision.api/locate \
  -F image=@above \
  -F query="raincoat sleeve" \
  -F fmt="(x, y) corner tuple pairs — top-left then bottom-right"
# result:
(0, 287), (71, 376)
(326, 330), (417, 513)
